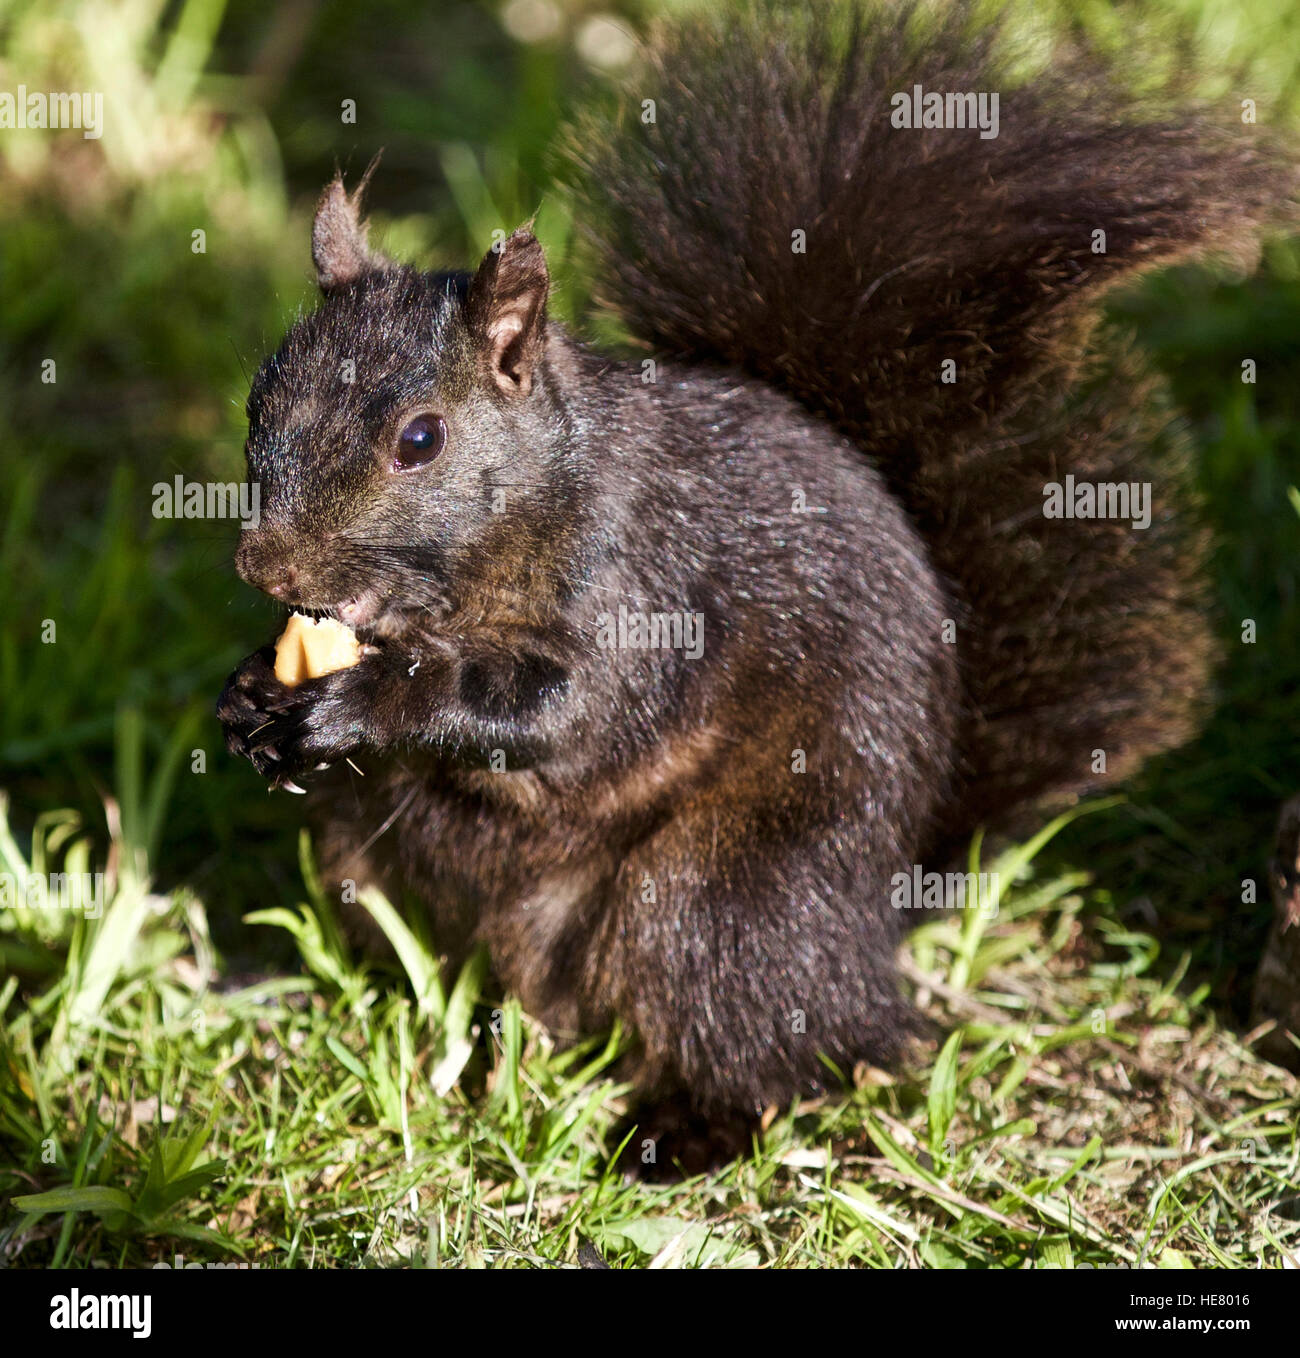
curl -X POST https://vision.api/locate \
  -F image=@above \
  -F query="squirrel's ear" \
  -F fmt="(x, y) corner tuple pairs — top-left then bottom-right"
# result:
(466, 228), (549, 397)
(312, 161), (388, 294)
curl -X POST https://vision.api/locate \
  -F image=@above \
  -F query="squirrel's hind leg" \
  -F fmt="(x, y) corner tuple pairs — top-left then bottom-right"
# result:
(613, 1094), (759, 1182)
(589, 801), (919, 1177)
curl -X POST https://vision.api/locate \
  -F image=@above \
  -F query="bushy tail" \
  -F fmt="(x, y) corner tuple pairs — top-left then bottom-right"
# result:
(564, 0), (1296, 829)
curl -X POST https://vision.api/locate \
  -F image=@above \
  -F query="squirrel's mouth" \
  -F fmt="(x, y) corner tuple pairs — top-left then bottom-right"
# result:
(295, 591), (398, 645)
(296, 587), (441, 648)
(334, 593), (382, 631)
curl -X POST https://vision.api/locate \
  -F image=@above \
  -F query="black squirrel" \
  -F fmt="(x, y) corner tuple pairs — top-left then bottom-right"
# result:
(218, 2), (1293, 1173)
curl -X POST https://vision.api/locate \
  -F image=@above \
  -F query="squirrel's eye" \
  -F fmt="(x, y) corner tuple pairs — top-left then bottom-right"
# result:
(394, 414), (446, 470)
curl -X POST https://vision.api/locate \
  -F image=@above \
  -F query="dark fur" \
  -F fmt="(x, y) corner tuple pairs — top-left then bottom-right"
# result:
(218, 2), (1294, 1172)
(1251, 795), (1300, 1069)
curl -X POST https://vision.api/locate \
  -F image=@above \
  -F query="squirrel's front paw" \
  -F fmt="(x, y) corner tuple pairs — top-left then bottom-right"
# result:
(217, 646), (289, 771)
(217, 647), (371, 788)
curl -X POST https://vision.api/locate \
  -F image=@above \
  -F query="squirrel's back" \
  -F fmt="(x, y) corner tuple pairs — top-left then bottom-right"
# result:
(567, 0), (1295, 834)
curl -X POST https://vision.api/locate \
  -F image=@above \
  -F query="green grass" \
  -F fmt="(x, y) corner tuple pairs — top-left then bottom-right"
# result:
(2, 0), (1300, 1268)
(4, 790), (1298, 1268)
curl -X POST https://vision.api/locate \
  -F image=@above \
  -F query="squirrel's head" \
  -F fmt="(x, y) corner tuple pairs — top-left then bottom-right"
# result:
(236, 168), (581, 643)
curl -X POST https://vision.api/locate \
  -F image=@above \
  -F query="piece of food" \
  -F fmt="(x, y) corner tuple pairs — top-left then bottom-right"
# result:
(274, 613), (363, 687)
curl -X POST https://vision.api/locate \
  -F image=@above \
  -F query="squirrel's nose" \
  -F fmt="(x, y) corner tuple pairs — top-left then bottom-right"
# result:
(266, 568), (300, 602)
(236, 534), (302, 602)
